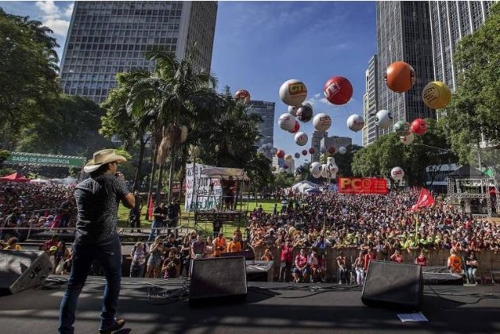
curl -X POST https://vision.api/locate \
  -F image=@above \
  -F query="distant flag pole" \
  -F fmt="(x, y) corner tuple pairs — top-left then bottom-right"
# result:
(411, 188), (435, 243)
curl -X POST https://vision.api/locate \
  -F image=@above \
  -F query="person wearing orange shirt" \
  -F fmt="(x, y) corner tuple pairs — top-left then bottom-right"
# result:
(227, 235), (242, 253)
(213, 232), (227, 257)
(447, 248), (463, 274)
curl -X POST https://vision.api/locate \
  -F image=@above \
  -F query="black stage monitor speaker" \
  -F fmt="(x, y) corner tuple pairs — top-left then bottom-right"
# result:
(189, 256), (247, 307)
(361, 260), (423, 311)
(0, 251), (53, 296)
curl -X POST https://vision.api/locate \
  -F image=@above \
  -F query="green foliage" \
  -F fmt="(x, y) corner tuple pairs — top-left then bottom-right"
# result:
(445, 2), (500, 163)
(0, 8), (60, 149)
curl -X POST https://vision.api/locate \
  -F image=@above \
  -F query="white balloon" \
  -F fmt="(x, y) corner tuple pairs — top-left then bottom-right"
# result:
(310, 162), (322, 175)
(375, 109), (393, 129)
(400, 133), (415, 145)
(312, 113), (332, 132)
(288, 105), (298, 117)
(279, 79), (307, 106)
(346, 114), (365, 132)
(294, 131), (308, 146)
(391, 167), (405, 181)
(312, 170), (322, 178)
(321, 164), (329, 178)
(278, 113), (296, 131)
(285, 154), (293, 162)
(338, 146), (347, 154)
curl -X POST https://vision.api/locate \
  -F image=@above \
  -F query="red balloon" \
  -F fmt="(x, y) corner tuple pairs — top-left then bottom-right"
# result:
(309, 147), (315, 154)
(411, 118), (427, 135)
(276, 149), (285, 159)
(328, 147), (336, 154)
(323, 76), (353, 105)
(385, 61), (415, 93)
(288, 120), (300, 133)
(301, 149), (308, 156)
(234, 89), (251, 103)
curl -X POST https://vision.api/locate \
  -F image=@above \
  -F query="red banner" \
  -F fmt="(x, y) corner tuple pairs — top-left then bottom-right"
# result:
(411, 188), (435, 211)
(338, 177), (388, 194)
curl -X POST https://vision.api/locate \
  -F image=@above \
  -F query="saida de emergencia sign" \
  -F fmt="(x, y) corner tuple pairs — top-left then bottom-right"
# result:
(6, 152), (86, 168)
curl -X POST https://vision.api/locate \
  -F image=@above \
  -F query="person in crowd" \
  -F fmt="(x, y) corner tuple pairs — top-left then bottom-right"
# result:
(227, 235), (242, 253)
(58, 196), (76, 232)
(4, 236), (22, 250)
(353, 251), (366, 285)
(364, 247), (376, 273)
(213, 232), (227, 257)
(162, 249), (181, 279)
(447, 248), (463, 275)
(336, 251), (347, 284)
(415, 250), (428, 266)
(146, 236), (165, 278)
(166, 199), (181, 238)
(261, 247), (274, 261)
(180, 234), (193, 277)
(129, 191), (143, 233)
(130, 241), (149, 278)
(1, 207), (21, 240)
(465, 250), (479, 284)
(54, 241), (71, 274)
(190, 234), (206, 259)
(292, 248), (310, 283)
(205, 235), (214, 257)
(58, 149), (135, 334)
(279, 239), (294, 282)
(221, 176), (237, 211)
(390, 248), (404, 263)
(148, 202), (167, 242)
(309, 250), (321, 283)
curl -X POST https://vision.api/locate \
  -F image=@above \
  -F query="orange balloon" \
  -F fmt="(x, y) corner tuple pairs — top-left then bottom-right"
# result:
(385, 61), (416, 93)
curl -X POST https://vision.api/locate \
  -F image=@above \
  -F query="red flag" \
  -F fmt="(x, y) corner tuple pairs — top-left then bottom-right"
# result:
(411, 188), (435, 211)
(147, 197), (154, 221)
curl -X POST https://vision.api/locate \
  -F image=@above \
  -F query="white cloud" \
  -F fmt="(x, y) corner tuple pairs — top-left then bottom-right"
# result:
(44, 18), (70, 36)
(35, 1), (73, 37)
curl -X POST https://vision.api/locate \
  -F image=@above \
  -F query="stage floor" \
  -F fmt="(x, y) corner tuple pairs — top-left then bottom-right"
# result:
(1, 277), (500, 334)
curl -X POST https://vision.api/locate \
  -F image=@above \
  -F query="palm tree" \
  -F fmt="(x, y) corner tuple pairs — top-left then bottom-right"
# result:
(127, 46), (218, 203)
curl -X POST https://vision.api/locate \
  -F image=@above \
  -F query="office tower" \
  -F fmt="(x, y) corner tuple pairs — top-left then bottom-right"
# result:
(310, 130), (328, 163)
(59, 1), (218, 104)
(429, 1), (494, 90)
(376, 1), (435, 137)
(322, 136), (352, 154)
(247, 100), (276, 160)
(362, 55), (379, 146)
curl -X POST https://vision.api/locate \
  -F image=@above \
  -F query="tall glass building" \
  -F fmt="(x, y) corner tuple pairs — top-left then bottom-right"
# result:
(247, 100), (275, 160)
(59, 1), (218, 104)
(429, 1), (494, 90)
(362, 55), (378, 146)
(376, 1), (435, 137)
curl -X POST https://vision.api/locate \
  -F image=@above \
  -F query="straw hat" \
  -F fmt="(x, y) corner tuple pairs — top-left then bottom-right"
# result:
(84, 149), (126, 173)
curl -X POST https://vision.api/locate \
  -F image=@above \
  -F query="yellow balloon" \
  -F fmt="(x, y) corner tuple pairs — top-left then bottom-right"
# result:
(422, 81), (451, 109)
(285, 154), (293, 162)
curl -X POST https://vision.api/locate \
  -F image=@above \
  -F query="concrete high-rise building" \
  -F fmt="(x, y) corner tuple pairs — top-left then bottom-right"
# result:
(310, 130), (327, 163)
(362, 55), (379, 146)
(376, 2), (435, 137)
(247, 100), (275, 160)
(322, 136), (352, 154)
(429, 1), (494, 91)
(59, 1), (218, 104)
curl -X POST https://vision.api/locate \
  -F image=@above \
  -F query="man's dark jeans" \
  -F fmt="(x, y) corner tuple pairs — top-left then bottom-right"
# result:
(58, 233), (122, 334)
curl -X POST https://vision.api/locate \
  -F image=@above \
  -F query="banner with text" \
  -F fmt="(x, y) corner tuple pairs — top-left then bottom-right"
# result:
(6, 152), (86, 168)
(338, 177), (388, 195)
(185, 163), (222, 212)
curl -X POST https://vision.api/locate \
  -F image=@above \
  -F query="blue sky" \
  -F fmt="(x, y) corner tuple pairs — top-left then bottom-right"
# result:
(1, 1), (377, 165)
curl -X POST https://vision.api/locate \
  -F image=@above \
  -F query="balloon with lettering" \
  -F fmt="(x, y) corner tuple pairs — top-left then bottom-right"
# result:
(279, 79), (307, 106)
(234, 89), (251, 103)
(296, 103), (313, 123)
(294, 132), (308, 146)
(347, 114), (365, 132)
(288, 120), (300, 133)
(411, 118), (427, 135)
(393, 120), (411, 136)
(391, 167), (405, 181)
(294, 152), (300, 159)
(338, 146), (347, 154)
(313, 113), (332, 132)
(323, 76), (353, 105)
(422, 81), (451, 109)
(326, 157), (339, 179)
(288, 105), (298, 117)
(302, 149), (308, 156)
(276, 149), (285, 159)
(321, 164), (329, 178)
(400, 133), (415, 145)
(309, 147), (316, 154)
(385, 61), (416, 93)
(278, 113), (296, 132)
(375, 109), (393, 129)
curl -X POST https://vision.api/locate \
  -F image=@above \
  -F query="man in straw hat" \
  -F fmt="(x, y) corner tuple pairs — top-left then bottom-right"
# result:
(58, 149), (135, 334)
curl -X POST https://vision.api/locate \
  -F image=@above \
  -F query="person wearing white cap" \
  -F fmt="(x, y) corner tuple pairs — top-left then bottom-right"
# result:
(58, 149), (135, 334)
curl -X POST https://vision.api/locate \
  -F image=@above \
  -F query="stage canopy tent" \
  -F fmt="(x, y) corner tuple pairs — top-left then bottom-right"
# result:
(0, 172), (30, 182)
(200, 167), (249, 181)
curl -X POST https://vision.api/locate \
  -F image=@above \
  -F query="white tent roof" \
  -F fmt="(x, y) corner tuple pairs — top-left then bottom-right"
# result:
(200, 167), (250, 181)
(291, 180), (318, 193)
